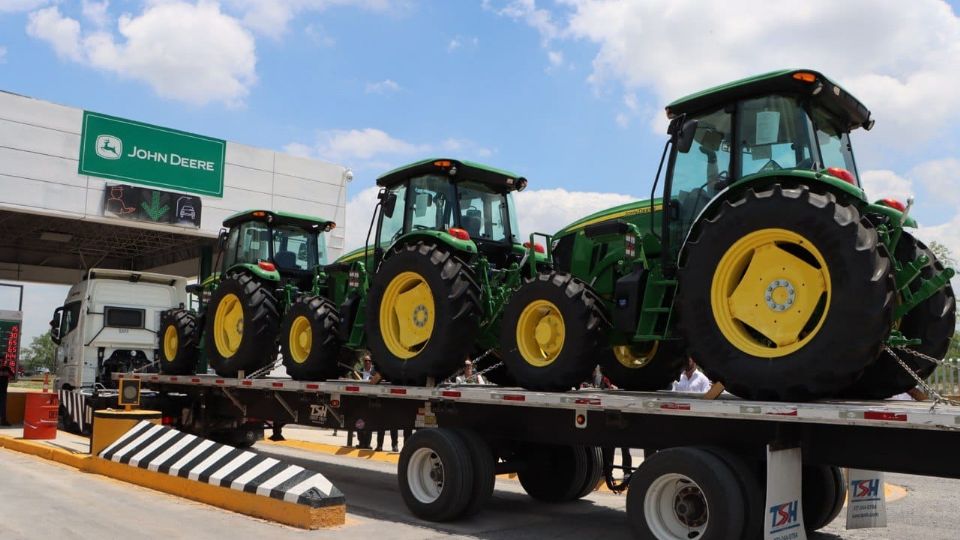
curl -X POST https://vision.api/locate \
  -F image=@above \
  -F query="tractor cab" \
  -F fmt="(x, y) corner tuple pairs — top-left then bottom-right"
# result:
(662, 69), (873, 257)
(219, 209), (335, 291)
(373, 158), (528, 267)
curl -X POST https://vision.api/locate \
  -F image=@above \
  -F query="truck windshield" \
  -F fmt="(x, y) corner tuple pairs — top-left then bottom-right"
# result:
(457, 181), (511, 243)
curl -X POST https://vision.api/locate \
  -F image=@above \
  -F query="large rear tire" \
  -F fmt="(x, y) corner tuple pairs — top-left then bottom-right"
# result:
(366, 242), (481, 385)
(500, 272), (603, 391)
(600, 340), (686, 391)
(517, 443), (591, 503)
(280, 296), (343, 381)
(204, 272), (280, 377)
(846, 232), (956, 398)
(159, 309), (199, 375)
(398, 428), (475, 522)
(677, 185), (894, 400)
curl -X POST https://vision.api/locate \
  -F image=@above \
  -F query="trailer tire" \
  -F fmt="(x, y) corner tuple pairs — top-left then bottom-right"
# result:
(677, 185), (894, 400)
(159, 309), (199, 375)
(627, 447), (746, 540)
(398, 428), (475, 521)
(280, 296), (343, 380)
(517, 443), (590, 503)
(366, 241), (481, 385)
(451, 428), (496, 518)
(500, 272), (603, 391)
(701, 447), (764, 540)
(803, 465), (846, 531)
(846, 232), (956, 398)
(205, 272), (280, 377)
(600, 340), (685, 391)
(574, 447), (604, 499)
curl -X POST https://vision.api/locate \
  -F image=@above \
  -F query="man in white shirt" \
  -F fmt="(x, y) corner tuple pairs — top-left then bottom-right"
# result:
(673, 358), (712, 393)
(455, 359), (487, 384)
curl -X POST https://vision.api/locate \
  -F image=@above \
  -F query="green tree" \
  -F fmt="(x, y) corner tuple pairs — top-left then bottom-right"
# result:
(21, 332), (57, 374)
(928, 241), (957, 270)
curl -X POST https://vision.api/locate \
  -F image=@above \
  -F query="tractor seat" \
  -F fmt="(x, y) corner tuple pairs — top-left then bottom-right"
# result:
(274, 250), (298, 270)
(462, 210), (482, 238)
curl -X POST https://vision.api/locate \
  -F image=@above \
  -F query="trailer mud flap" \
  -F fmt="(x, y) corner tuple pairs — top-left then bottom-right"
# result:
(764, 446), (806, 540)
(845, 469), (887, 529)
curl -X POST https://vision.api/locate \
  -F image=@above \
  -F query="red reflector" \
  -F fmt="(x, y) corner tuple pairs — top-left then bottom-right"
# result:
(660, 402), (691, 411)
(345, 385), (360, 392)
(441, 390), (461, 398)
(191, 378), (200, 383)
(389, 388), (407, 395)
(881, 198), (906, 212)
(258, 260), (276, 272)
(132, 375), (141, 380)
(241, 380), (253, 386)
(503, 394), (525, 402)
(826, 167), (855, 184)
(306, 383), (319, 390)
(272, 382), (283, 388)
(448, 227), (470, 241)
(169, 377), (178, 382)
(523, 241), (545, 253)
(864, 411), (907, 422)
(330, 400), (341, 408)
(215, 379), (225, 384)
(574, 398), (602, 405)
(161, 416), (175, 425)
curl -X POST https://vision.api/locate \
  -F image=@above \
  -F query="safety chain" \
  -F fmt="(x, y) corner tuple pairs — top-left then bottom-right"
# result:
(132, 359), (161, 373)
(443, 348), (503, 384)
(883, 345), (960, 408)
(246, 357), (282, 379)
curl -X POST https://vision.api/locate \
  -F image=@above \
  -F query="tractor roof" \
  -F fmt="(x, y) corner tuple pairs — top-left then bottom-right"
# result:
(666, 69), (873, 131)
(376, 158), (527, 193)
(223, 209), (335, 231)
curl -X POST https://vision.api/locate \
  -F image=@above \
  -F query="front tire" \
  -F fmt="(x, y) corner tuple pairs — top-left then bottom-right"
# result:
(677, 185), (894, 400)
(280, 296), (343, 381)
(159, 309), (199, 375)
(600, 340), (686, 391)
(204, 272), (280, 377)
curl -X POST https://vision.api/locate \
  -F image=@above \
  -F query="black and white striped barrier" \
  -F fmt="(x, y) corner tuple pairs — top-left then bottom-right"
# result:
(58, 390), (92, 432)
(99, 420), (345, 508)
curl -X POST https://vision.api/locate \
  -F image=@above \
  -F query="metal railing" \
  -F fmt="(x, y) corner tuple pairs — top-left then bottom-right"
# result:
(926, 358), (960, 396)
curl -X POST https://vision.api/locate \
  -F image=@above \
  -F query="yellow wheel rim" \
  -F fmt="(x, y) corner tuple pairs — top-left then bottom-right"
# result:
(213, 293), (244, 358)
(612, 342), (659, 370)
(515, 300), (565, 367)
(380, 271), (435, 359)
(289, 315), (312, 364)
(163, 325), (178, 362)
(711, 228), (831, 358)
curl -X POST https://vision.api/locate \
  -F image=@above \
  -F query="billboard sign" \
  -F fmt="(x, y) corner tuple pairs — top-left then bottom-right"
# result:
(102, 184), (202, 228)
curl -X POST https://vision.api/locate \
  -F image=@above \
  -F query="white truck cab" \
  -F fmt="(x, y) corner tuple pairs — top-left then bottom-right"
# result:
(50, 269), (188, 390)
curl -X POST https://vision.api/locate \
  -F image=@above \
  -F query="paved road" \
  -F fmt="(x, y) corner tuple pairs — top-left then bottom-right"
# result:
(1, 445), (958, 539)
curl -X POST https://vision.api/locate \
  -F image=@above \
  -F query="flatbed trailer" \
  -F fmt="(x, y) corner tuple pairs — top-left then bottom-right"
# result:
(115, 372), (960, 538)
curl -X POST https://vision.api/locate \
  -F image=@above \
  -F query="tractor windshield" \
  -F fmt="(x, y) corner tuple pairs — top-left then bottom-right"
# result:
(456, 181), (513, 243)
(271, 225), (326, 270)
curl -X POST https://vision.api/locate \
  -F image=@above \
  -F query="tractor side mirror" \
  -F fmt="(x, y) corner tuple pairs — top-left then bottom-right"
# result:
(382, 192), (398, 219)
(217, 228), (228, 249)
(676, 119), (699, 154)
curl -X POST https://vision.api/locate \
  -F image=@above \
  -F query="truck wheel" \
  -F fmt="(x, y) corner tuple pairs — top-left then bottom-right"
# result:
(517, 443), (590, 503)
(846, 232), (956, 398)
(700, 447), (764, 540)
(627, 447), (746, 540)
(280, 296), (343, 380)
(600, 340), (685, 391)
(204, 272), (280, 377)
(366, 242), (481, 385)
(803, 465), (846, 531)
(159, 309), (199, 375)
(574, 446), (604, 499)
(451, 428), (496, 518)
(398, 428), (475, 521)
(677, 185), (893, 400)
(500, 273), (602, 391)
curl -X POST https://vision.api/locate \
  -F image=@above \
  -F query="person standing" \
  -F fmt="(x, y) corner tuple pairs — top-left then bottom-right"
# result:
(455, 359), (487, 384)
(673, 358), (711, 393)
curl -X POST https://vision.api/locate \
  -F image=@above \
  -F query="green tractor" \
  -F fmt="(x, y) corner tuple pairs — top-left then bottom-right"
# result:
(307, 158), (551, 385)
(159, 209), (339, 379)
(509, 69), (955, 400)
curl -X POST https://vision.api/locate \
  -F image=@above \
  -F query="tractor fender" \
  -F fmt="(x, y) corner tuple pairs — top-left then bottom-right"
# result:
(226, 262), (281, 282)
(389, 230), (478, 259)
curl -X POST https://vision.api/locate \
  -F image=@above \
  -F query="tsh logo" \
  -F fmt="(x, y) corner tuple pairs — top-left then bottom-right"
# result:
(95, 135), (123, 160)
(769, 500), (799, 531)
(851, 478), (881, 499)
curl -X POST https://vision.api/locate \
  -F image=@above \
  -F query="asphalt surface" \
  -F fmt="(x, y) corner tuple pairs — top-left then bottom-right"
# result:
(1, 443), (958, 539)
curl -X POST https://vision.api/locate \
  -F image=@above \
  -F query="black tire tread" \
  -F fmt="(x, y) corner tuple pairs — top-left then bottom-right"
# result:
(280, 295), (344, 381)
(204, 272), (280, 377)
(159, 308), (199, 375)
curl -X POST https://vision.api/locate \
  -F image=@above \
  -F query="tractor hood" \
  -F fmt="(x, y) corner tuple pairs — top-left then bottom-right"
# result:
(554, 198), (664, 238)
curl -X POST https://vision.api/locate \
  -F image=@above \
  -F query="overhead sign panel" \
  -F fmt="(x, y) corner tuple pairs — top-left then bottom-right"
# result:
(79, 111), (225, 197)
(102, 184), (202, 228)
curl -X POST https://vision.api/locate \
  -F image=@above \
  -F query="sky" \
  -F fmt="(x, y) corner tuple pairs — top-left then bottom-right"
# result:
(2, 0), (960, 343)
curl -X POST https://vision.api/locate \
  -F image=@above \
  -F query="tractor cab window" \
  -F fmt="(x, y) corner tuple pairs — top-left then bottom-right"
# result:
(810, 107), (859, 184)
(272, 225), (318, 271)
(408, 175), (456, 233)
(737, 95), (818, 177)
(456, 181), (511, 243)
(235, 221), (271, 265)
(378, 184), (407, 245)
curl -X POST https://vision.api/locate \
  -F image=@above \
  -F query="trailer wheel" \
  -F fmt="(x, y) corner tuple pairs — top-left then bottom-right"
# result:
(677, 185), (893, 400)
(700, 447), (764, 540)
(205, 272), (280, 377)
(366, 241), (481, 385)
(574, 446), (604, 499)
(398, 428), (475, 521)
(517, 443), (590, 502)
(500, 272), (603, 391)
(802, 465), (846, 531)
(280, 296), (343, 380)
(451, 428), (496, 518)
(159, 309), (199, 375)
(846, 232), (956, 398)
(600, 340), (685, 391)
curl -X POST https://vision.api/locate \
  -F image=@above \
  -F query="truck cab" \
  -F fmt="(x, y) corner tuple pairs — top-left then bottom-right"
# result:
(50, 269), (188, 390)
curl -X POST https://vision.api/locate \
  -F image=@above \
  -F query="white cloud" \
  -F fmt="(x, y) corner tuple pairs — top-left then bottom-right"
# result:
(546, 49), (563, 67)
(0, 0), (49, 13)
(365, 79), (401, 94)
(447, 35), (478, 52)
(911, 158), (960, 207)
(860, 169), (914, 202)
(27, 2), (257, 106)
(224, 0), (406, 39)
(344, 185), (383, 250)
(81, 0), (110, 28)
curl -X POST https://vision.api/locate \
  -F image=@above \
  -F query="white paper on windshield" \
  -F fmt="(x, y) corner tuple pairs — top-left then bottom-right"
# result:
(756, 111), (781, 145)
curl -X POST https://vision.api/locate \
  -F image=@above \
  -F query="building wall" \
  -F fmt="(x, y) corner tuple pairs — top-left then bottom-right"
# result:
(0, 90), (348, 260)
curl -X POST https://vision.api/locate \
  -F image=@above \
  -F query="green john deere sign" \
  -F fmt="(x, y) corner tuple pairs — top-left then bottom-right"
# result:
(78, 111), (225, 197)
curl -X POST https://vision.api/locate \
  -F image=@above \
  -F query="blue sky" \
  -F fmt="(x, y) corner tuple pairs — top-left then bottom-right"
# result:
(2, 0), (960, 343)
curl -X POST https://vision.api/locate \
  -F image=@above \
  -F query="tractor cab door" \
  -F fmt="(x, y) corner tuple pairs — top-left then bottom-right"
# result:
(271, 225), (322, 290)
(455, 181), (516, 267)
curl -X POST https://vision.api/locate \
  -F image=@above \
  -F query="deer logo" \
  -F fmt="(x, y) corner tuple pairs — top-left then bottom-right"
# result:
(95, 135), (122, 160)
